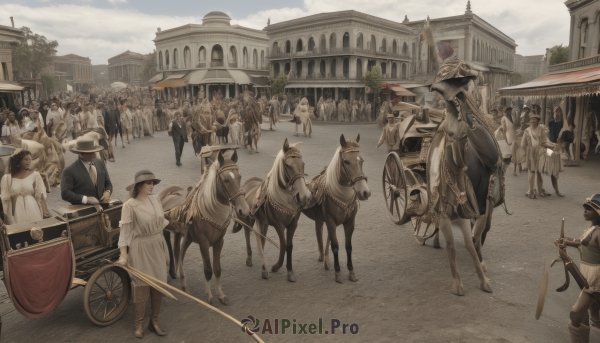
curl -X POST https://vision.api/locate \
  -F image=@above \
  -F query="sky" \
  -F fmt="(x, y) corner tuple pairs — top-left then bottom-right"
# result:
(0, 0), (571, 65)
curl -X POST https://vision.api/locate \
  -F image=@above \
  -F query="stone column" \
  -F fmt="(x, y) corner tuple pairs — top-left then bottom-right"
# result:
(226, 84), (230, 98)
(206, 84), (210, 99)
(335, 88), (339, 101)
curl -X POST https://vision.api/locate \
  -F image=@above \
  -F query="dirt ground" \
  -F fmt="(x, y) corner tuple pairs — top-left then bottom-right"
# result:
(0, 118), (599, 342)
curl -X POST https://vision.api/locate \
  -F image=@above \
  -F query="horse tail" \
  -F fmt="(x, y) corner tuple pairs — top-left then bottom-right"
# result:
(502, 199), (513, 215)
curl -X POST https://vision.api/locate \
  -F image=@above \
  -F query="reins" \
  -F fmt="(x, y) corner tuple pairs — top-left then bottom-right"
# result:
(339, 147), (368, 186)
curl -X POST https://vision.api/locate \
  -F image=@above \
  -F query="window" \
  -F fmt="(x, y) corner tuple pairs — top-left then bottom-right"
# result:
(183, 46), (191, 67)
(356, 33), (363, 50)
(343, 32), (350, 49)
(173, 49), (178, 68)
(356, 59), (362, 78)
(228, 46), (237, 66)
(296, 39), (303, 52)
(198, 47), (206, 62)
(308, 37), (315, 52)
(330, 33), (337, 49)
(285, 40), (291, 53)
(158, 51), (163, 69)
(580, 19), (589, 58)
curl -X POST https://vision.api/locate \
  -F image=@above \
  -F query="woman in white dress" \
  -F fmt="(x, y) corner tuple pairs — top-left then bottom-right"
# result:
(0, 149), (51, 224)
(116, 170), (169, 339)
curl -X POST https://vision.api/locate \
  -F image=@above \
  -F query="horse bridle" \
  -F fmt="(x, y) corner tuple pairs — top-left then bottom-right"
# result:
(339, 147), (368, 186)
(216, 164), (245, 204)
(283, 151), (306, 190)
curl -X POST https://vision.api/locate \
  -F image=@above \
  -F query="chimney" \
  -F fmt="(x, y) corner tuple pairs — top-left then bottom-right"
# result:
(10, 16), (14, 27)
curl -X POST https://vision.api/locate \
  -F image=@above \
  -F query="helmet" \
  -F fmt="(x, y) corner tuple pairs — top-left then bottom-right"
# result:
(584, 194), (600, 215)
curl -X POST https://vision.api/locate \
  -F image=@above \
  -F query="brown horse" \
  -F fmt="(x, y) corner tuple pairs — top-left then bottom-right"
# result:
(161, 150), (249, 305)
(232, 139), (312, 281)
(302, 134), (371, 283)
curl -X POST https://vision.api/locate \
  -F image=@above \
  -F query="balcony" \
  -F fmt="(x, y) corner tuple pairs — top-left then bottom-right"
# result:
(210, 61), (224, 67)
(268, 48), (412, 60)
(287, 71), (403, 81)
(548, 54), (600, 73)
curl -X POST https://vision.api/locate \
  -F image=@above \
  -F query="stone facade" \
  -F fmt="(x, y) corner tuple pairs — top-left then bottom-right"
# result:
(0, 22), (23, 82)
(514, 54), (547, 82)
(52, 54), (94, 92)
(108, 50), (144, 84)
(93, 64), (109, 87)
(566, 0), (600, 61)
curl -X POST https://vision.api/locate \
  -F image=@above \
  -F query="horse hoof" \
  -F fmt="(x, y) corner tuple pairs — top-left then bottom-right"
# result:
(557, 192), (565, 197)
(271, 264), (280, 272)
(219, 296), (229, 305)
(452, 281), (465, 296)
(287, 271), (296, 282)
(324, 260), (331, 270)
(481, 261), (487, 272)
(261, 270), (270, 279)
(169, 271), (177, 279)
(207, 296), (213, 305)
(335, 272), (343, 284)
(246, 257), (253, 267)
(349, 271), (358, 282)
(433, 242), (441, 249)
(480, 279), (493, 293)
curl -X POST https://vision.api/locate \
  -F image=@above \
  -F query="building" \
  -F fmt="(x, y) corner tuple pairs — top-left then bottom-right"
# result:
(108, 50), (145, 84)
(0, 20), (22, 83)
(403, 1), (517, 111)
(567, 0), (600, 61)
(93, 64), (109, 87)
(514, 54), (547, 82)
(265, 10), (416, 105)
(52, 54), (94, 92)
(152, 11), (270, 100)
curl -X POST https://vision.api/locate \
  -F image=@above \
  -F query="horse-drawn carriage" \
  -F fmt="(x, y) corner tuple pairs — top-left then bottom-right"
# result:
(382, 108), (445, 245)
(0, 200), (131, 326)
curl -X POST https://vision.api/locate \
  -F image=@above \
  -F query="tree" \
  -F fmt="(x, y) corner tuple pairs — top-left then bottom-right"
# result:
(12, 27), (58, 80)
(510, 72), (526, 86)
(271, 72), (288, 97)
(141, 51), (157, 83)
(41, 74), (58, 98)
(363, 66), (382, 96)
(548, 44), (569, 66)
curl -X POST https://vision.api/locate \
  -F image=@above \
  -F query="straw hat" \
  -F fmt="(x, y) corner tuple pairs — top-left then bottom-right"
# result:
(70, 136), (104, 153)
(126, 170), (161, 191)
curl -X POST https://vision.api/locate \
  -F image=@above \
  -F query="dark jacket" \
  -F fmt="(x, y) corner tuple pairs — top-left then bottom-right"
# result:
(103, 108), (120, 133)
(61, 158), (113, 204)
(171, 119), (188, 142)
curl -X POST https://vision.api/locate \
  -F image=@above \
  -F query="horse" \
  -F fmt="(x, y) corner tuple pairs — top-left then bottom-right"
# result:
(242, 104), (261, 154)
(424, 58), (506, 295)
(232, 139), (312, 281)
(160, 150), (249, 305)
(302, 134), (371, 283)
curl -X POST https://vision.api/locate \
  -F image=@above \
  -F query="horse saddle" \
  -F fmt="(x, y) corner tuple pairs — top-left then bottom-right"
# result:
(251, 177), (270, 215)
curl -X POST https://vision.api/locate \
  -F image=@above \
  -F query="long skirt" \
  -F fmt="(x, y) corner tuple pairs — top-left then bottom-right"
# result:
(129, 233), (169, 287)
(542, 150), (564, 178)
(523, 145), (544, 172)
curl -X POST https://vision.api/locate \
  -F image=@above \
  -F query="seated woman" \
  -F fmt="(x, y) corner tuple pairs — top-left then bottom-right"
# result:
(0, 149), (51, 224)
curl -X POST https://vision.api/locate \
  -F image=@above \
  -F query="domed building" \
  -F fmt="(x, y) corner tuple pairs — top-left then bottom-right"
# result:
(152, 11), (269, 100)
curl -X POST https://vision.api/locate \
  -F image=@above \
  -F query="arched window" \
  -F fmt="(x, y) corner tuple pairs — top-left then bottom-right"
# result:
(284, 62), (291, 75)
(242, 47), (248, 67)
(296, 39), (303, 52)
(229, 46), (237, 66)
(356, 59), (363, 78)
(320, 35), (327, 52)
(165, 50), (170, 68)
(308, 60), (315, 77)
(343, 58), (349, 78)
(320, 59), (326, 77)
(173, 49), (178, 68)
(402, 42), (408, 55)
(580, 19), (589, 58)
(272, 42), (279, 54)
(296, 61), (302, 77)
(391, 62), (397, 78)
(285, 40), (291, 53)
(343, 32), (350, 49)
(330, 59), (337, 77)
(211, 45), (223, 66)
(381, 62), (387, 76)
(183, 46), (191, 68)
(330, 33), (337, 49)
(273, 63), (280, 76)
(261, 51), (265, 68)
(402, 63), (407, 79)
(158, 51), (163, 69)
(381, 38), (387, 52)
(253, 49), (258, 68)
(198, 46), (206, 63)
(370, 35), (376, 53)
(356, 33), (363, 50)
(308, 37), (315, 52)
(392, 40), (398, 54)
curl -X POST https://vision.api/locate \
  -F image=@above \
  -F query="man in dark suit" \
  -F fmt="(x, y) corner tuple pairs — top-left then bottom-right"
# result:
(169, 111), (188, 166)
(61, 136), (113, 205)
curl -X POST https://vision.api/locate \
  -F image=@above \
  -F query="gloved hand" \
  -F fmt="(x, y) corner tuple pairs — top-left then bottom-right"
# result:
(115, 253), (128, 266)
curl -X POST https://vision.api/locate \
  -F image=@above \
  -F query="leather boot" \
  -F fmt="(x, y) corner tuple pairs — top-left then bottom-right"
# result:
(133, 286), (149, 339)
(148, 289), (166, 336)
(580, 323), (590, 343)
(569, 322), (583, 343)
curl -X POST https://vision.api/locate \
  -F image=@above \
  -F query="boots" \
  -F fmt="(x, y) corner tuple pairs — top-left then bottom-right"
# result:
(568, 322), (591, 343)
(148, 289), (166, 336)
(133, 286), (149, 339)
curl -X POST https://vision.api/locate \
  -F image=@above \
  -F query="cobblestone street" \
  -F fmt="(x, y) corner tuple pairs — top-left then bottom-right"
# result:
(1, 119), (599, 342)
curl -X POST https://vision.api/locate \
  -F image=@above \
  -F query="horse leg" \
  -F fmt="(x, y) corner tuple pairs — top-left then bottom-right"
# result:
(163, 231), (177, 279)
(244, 226), (253, 267)
(198, 237), (214, 305)
(271, 224), (287, 273)
(438, 217), (464, 295)
(179, 237), (193, 292)
(458, 218), (492, 293)
(472, 202), (490, 271)
(325, 217), (343, 283)
(285, 218), (299, 282)
(172, 231), (181, 278)
(213, 237), (228, 305)
(254, 221), (270, 279)
(324, 233), (331, 270)
(343, 219), (357, 282)
(433, 229), (441, 249)
(315, 220), (324, 262)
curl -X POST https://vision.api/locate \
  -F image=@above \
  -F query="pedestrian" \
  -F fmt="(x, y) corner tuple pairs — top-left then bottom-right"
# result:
(554, 194), (600, 343)
(60, 136), (112, 205)
(102, 100), (119, 162)
(168, 111), (187, 166)
(521, 112), (555, 199)
(376, 113), (401, 153)
(116, 170), (169, 339)
(0, 149), (51, 224)
(2, 112), (22, 145)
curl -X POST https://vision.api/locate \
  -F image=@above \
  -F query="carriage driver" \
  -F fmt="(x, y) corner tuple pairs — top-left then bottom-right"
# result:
(61, 136), (113, 205)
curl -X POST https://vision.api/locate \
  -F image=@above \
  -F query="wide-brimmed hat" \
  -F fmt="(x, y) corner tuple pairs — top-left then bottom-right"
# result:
(126, 170), (161, 191)
(529, 114), (542, 120)
(584, 194), (600, 216)
(70, 136), (104, 153)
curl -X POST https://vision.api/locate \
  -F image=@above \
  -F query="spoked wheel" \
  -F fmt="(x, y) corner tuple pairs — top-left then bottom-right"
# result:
(382, 152), (410, 225)
(83, 265), (131, 326)
(411, 216), (439, 246)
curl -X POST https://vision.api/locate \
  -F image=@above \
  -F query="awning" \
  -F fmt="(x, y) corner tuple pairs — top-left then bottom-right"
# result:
(390, 85), (416, 97)
(500, 65), (600, 99)
(285, 83), (364, 88)
(185, 69), (255, 85)
(228, 70), (251, 84)
(0, 83), (24, 91)
(185, 70), (208, 84)
(153, 73), (187, 89)
(147, 73), (163, 83)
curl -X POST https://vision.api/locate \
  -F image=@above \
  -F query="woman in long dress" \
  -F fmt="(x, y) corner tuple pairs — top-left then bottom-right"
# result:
(116, 170), (169, 339)
(0, 149), (51, 224)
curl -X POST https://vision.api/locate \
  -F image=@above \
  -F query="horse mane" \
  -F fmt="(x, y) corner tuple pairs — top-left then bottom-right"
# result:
(325, 142), (359, 203)
(196, 159), (232, 228)
(267, 145), (302, 209)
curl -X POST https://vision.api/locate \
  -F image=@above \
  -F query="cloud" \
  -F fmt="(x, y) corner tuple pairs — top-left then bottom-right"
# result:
(107, 0), (127, 4)
(0, 0), (570, 65)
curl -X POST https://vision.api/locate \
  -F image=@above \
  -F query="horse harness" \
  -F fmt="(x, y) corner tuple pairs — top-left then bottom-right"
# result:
(258, 150), (306, 217)
(198, 163), (246, 231)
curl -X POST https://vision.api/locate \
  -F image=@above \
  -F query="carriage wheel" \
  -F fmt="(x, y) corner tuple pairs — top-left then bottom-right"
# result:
(83, 265), (131, 327)
(382, 152), (410, 225)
